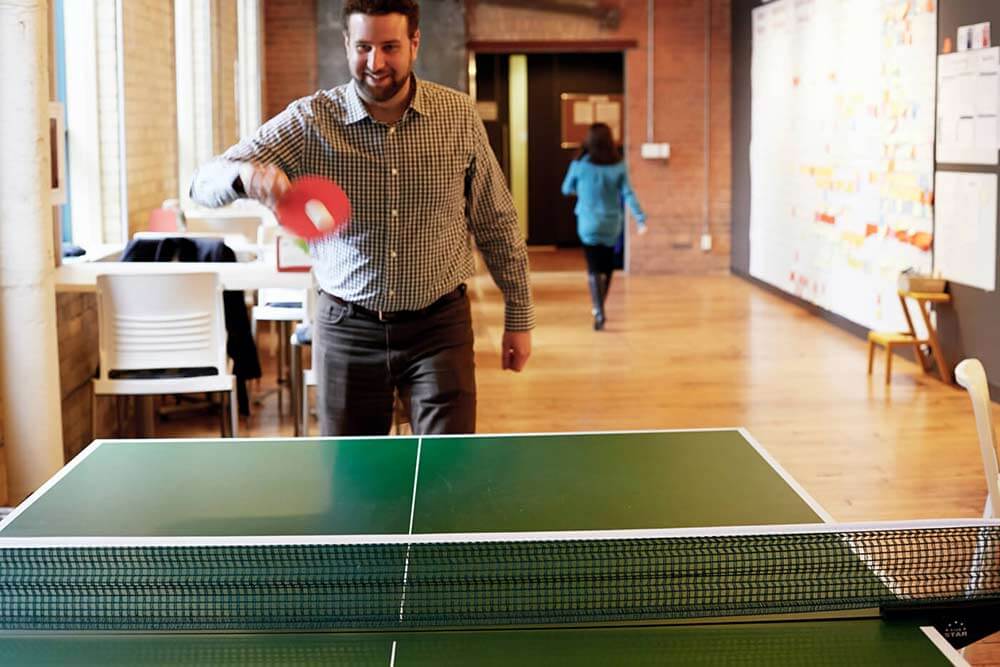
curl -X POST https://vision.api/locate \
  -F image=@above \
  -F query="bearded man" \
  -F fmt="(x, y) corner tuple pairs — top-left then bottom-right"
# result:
(191, 0), (533, 436)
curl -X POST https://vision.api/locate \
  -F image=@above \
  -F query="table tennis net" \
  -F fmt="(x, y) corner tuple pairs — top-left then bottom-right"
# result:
(2, 522), (999, 632)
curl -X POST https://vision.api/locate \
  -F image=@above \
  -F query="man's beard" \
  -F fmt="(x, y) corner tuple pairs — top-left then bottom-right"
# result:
(357, 69), (409, 103)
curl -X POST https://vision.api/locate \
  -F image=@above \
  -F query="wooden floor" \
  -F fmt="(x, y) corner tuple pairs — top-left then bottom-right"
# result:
(8, 247), (1000, 661)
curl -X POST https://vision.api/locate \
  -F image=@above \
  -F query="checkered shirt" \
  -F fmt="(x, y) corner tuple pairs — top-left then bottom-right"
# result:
(190, 77), (534, 331)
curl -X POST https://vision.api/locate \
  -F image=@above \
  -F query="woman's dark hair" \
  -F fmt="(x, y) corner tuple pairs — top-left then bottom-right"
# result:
(342, 0), (420, 38)
(579, 123), (621, 165)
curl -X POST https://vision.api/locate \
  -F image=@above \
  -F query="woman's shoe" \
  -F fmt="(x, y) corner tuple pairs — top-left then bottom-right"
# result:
(588, 274), (606, 331)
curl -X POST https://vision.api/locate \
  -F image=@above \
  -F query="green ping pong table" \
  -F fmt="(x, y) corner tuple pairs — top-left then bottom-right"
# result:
(0, 429), (972, 665)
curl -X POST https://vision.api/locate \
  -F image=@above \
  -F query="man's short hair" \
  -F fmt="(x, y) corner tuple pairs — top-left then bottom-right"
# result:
(342, 0), (420, 38)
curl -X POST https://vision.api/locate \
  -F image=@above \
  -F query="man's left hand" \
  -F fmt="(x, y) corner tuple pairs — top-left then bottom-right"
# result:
(501, 330), (532, 372)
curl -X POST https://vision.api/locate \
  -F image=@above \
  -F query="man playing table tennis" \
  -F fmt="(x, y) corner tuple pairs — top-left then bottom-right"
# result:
(190, 0), (533, 436)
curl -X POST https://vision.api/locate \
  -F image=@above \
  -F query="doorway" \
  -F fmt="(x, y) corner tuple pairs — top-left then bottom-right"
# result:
(474, 52), (625, 247)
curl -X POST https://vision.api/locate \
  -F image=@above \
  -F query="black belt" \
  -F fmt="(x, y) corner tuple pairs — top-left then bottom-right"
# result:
(322, 285), (466, 323)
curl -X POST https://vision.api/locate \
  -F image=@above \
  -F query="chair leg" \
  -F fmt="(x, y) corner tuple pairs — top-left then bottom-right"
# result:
(290, 340), (302, 437)
(230, 386), (239, 438)
(91, 388), (98, 441)
(301, 383), (310, 436)
(277, 322), (288, 417)
(219, 392), (227, 437)
(885, 343), (894, 385)
(867, 340), (875, 375)
(912, 342), (926, 372)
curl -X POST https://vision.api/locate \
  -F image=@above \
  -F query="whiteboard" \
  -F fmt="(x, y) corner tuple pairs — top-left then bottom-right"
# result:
(750, 0), (937, 331)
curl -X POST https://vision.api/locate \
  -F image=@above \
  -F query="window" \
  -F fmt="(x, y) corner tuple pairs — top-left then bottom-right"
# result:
(57, 0), (127, 247)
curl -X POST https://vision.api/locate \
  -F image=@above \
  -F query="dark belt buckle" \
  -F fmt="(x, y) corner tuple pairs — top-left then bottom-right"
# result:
(377, 310), (391, 322)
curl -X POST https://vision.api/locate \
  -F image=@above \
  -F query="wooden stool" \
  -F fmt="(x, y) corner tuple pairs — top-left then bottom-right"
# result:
(866, 291), (952, 385)
(867, 331), (924, 385)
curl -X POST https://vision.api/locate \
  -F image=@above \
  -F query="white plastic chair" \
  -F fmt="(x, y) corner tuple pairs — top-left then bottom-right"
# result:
(250, 225), (308, 415)
(252, 287), (307, 416)
(92, 272), (238, 437)
(954, 358), (1000, 602)
(290, 286), (318, 436)
(955, 359), (1000, 519)
(293, 326), (318, 436)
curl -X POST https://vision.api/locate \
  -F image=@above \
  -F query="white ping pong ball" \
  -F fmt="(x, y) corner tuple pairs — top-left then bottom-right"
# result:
(305, 199), (335, 231)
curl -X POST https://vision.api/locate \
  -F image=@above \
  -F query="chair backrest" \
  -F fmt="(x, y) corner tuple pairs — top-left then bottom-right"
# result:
(132, 231), (227, 245)
(955, 358), (1000, 519)
(96, 272), (228, 378)
(184, 215), (262, 243)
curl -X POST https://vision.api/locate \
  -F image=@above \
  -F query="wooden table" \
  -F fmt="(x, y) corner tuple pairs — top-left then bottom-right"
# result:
(55, 260), (313, 293)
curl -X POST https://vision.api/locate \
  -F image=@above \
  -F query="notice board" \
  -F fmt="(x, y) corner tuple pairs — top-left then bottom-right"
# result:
(560, 93), (623, 149)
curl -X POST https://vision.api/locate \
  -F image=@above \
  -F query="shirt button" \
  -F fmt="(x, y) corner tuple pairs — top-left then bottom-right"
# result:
(390, 250), (397, 258)
(391, 209), (398, 217)
(388, 127), (396, 135)
(391, 168), (398, 176)
(388, 289), (396, 297)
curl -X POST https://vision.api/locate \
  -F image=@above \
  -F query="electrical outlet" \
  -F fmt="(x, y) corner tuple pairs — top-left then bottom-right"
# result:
(640, 142), (671, 160)
(700, 233), (713, 252)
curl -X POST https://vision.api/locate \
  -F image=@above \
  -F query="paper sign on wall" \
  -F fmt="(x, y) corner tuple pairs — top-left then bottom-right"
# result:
(934, 171), (997, 292)
(958, 22), (991, 51)
(937, 47), (1000, 165)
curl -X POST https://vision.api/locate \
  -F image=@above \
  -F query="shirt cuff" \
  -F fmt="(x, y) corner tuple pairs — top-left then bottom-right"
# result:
(504, 304), (536, 332)
(189, 160), (244, 208)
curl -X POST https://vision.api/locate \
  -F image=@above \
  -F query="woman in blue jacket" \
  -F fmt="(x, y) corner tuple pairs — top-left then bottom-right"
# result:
(561, 123), (647, 330)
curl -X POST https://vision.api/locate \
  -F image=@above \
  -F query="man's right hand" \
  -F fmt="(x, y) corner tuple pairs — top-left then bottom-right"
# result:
(238, 162), (291, 209)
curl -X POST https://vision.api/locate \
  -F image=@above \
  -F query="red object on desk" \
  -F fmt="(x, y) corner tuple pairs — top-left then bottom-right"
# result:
(275, 176), (351, 240)
(275, 236), (313, 272)
(147, 207), (182, 232)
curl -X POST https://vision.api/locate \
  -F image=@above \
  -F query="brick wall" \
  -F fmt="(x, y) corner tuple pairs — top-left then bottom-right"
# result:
(469, 0), (731, 275)
(215, 0), (240, 152)
(259, 0), (730, 274)
(57, 294), (100, 462)
(264, 0), (318, 119)
(122, 0), (179, 238)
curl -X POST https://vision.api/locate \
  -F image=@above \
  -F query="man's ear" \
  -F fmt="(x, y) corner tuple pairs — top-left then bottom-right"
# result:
(411, 28), (420, 58)
(343, 29), (350, 55)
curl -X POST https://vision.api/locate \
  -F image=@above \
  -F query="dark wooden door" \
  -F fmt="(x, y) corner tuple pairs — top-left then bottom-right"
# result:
(527, 53), (624, 246)
(474, 54), (511, 185)
(474, 52), (624, 247)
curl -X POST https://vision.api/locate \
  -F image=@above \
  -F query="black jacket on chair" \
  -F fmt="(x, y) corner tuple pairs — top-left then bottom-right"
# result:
(121, 237), (262, 414)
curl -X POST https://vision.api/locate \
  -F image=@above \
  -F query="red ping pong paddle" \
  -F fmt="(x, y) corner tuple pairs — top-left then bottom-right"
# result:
(275, 176), (351, 240)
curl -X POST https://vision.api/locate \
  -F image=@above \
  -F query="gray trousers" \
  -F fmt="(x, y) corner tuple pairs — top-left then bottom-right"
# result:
(314, 288), (476, 436)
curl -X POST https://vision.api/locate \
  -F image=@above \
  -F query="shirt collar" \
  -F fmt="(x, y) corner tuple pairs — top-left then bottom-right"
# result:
(344, 74), (428, 124)
(409, 75), (428, 116)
